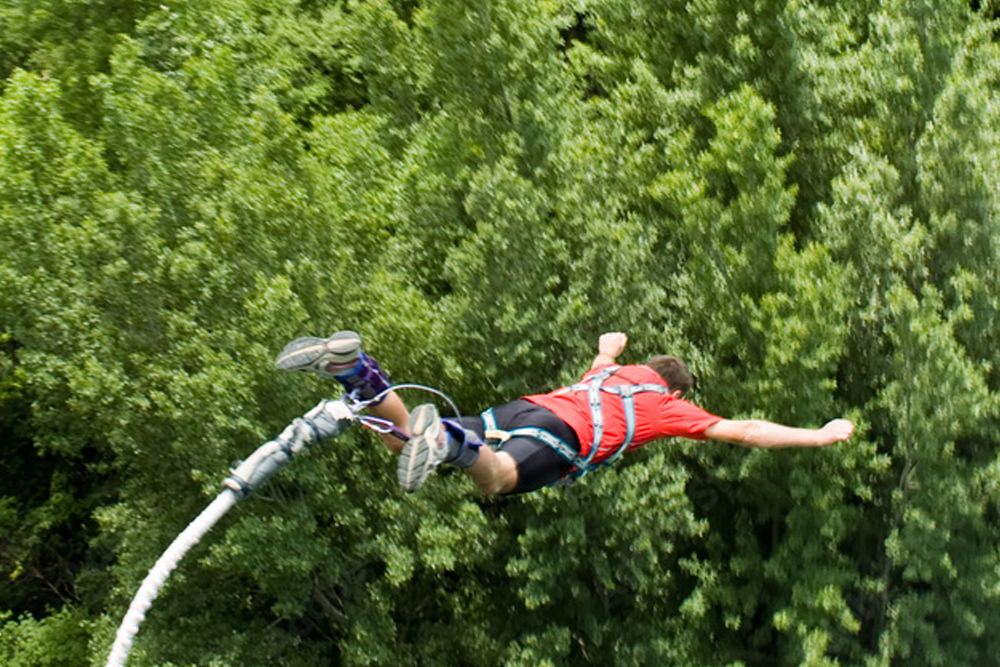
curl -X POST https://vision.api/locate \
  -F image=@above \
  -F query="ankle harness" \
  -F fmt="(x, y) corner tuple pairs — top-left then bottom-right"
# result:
(482, 365), (674, 483)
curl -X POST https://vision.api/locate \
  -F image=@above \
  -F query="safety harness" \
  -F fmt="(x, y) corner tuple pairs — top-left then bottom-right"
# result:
(481, 365), (675, 483)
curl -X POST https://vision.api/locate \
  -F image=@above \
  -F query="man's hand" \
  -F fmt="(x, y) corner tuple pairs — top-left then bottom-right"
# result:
(590, 331), (628, 369)
(592, 332), (628, 369)
(819, 418), (854, 444)
(599, 332), (628, 357)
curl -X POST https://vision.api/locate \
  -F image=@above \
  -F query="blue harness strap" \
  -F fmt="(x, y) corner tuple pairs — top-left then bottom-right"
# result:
(481, 408), (587, 468)
(483, 366), (673, 483)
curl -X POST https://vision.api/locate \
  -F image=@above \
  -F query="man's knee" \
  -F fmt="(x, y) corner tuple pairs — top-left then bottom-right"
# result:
(474, 477), (509, 495)
(473, 452), (518, 495)
(476, 469), (519, 495)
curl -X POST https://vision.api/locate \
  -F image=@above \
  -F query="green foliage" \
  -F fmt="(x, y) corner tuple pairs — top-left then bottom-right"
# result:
(0, 607), (91, 667)
(1, 0), (998, 666)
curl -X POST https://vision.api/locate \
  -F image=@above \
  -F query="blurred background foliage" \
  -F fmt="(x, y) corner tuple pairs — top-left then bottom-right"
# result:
(1, 0), (999, 665)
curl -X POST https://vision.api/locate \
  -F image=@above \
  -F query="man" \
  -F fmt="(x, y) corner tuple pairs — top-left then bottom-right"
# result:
(276, 331), (854, 494)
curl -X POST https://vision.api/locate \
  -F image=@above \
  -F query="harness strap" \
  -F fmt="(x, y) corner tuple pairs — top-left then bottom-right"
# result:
(565, 366), (674, 469)
(481, 408), (590, 479)
(583, 367), (613, 463)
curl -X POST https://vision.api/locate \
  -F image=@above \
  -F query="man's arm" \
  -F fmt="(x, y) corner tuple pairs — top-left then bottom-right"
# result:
(704, 418), (854, 448)
(592, 332), (628, 369)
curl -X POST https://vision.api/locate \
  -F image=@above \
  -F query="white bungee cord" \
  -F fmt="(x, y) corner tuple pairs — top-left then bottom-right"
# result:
(105, 384), (455, 667)
(104, 490), (239, 667)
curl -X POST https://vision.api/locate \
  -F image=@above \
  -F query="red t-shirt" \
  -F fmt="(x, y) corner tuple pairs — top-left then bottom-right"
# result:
(523, 364), (722, 464)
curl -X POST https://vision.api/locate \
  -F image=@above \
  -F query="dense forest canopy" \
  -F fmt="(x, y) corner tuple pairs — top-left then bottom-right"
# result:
(1, 1), (999, 665)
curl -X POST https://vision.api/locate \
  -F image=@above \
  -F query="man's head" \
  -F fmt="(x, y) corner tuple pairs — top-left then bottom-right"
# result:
(646, 355), (693, 397)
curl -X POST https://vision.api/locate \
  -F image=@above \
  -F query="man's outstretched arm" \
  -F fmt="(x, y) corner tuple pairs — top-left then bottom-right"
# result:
(705, 418), (854, 448)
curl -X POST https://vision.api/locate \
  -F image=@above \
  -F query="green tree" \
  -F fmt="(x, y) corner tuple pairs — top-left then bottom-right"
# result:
(2, 1), (1000, 666)
(0, 70), (123, 661)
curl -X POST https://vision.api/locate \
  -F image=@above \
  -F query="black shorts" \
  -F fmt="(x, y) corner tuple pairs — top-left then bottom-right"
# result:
(457, 400), (580, 494)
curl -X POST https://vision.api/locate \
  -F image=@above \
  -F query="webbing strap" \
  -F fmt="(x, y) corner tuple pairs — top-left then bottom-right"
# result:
(481, 408), (590, 474)
(567, 367), (674, 468)
(481, 407), (500, 441)
(583, 367), (615, 463)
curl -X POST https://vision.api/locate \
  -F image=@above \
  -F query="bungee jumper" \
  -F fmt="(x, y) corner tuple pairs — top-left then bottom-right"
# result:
(275, 331), (855, 494)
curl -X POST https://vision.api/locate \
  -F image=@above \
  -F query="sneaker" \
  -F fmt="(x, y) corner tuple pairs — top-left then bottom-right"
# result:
(275, 331), (362, 378)
(397, 404), (449, 492)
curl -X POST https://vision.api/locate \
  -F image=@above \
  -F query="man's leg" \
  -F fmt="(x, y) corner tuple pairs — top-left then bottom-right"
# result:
(465, 447), (518, 495)
(366, 391), (410, 454)
(398, 405), (523, 495)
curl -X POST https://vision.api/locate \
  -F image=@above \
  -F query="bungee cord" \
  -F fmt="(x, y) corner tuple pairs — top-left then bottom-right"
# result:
(105, 383), (459, 667)
(369, 382), (463, 419)
(104, 491), (239, 667)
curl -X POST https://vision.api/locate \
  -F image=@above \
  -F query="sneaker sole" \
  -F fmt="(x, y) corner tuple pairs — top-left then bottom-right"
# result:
(275, 331), (362, 374)
(398, 404), (445, 492)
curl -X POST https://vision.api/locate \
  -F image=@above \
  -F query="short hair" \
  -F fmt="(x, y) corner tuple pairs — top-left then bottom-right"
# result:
(646, 355), (693, 397)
